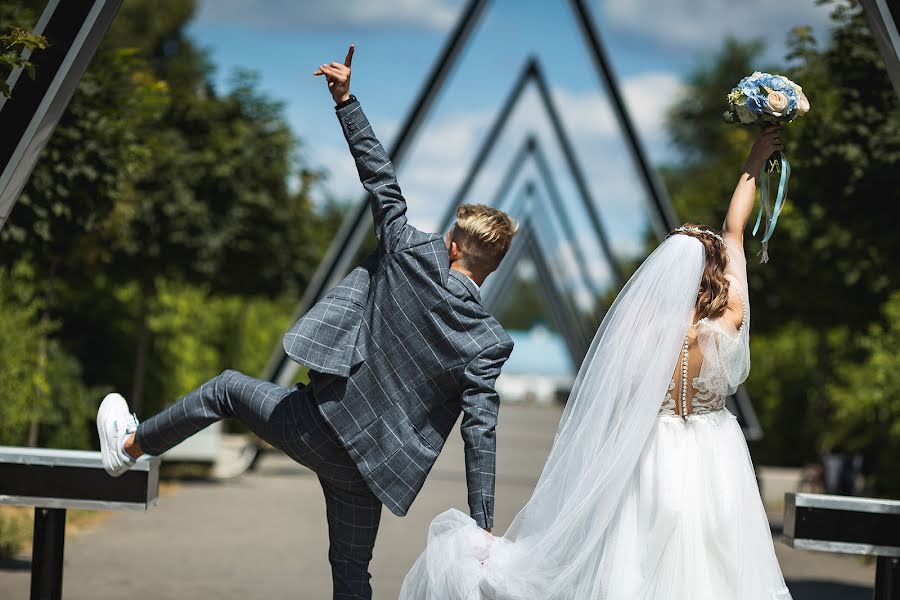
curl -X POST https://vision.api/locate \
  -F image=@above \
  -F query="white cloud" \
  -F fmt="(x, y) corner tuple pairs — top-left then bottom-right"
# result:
(194, 0), (460, 32)
(601, 0), (831, 52)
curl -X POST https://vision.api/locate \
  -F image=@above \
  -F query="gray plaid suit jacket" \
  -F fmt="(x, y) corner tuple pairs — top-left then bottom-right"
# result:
(282, 98), (513, 529)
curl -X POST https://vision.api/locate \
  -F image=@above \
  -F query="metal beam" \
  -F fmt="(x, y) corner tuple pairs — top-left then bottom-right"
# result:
(860, 0), (900, 100)
(729, 386), (763, 441)
(570, 0), (678, 237)
(528, 136), (609, 303)
(0, 0), (124, 229)
(520, 182), (597, 350)
(436, 59), (540, 229)
(265, 0), (489, 385)
(522, 225), (590, 365)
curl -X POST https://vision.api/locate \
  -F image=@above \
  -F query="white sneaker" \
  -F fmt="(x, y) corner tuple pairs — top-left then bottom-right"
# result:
(97, 393), (139, 477)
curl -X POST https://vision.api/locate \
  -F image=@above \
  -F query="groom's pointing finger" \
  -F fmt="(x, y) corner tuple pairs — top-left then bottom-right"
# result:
(344, 44), (355, 67)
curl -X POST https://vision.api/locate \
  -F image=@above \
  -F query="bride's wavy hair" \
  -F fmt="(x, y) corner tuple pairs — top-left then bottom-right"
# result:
(667, 223), (730, 321)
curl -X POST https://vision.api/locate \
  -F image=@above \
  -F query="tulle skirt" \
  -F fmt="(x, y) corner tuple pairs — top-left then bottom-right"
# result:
(400, 409), (792, 600)
(593, 409), (792, 600)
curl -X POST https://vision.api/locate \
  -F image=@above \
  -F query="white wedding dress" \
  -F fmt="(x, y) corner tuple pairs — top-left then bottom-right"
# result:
(400, 234), (792, 600)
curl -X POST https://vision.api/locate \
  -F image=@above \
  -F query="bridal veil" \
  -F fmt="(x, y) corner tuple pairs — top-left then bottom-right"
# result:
(400, 234), (707, 599)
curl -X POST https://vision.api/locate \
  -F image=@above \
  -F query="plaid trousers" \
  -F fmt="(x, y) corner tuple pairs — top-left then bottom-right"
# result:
(135, 370), (383, 600)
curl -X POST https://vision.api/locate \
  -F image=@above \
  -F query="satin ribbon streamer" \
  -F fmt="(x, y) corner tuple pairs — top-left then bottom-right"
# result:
(752, 150), (790, 263)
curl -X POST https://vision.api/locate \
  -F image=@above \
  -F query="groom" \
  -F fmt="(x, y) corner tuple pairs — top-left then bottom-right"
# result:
(96, 44), (516, 599)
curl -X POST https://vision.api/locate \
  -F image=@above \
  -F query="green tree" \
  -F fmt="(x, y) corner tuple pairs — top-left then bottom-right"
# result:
(662, 0), (900, 492)
(0, 0), (343, 442)
(0, 262), (95, 448)
(827, 292), (900, 494)
(665, 2), (899, 333)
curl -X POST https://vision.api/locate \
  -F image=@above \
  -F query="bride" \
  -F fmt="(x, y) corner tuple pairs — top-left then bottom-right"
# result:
(400, 127), (792, 600)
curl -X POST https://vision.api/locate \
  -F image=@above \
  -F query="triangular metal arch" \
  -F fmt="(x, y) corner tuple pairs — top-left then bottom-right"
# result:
(487, 178), (599, 350)
(440, 133), (610, 307)
(0, 0), (125, 228)
(266, 0), (665, 382)
(436, 57), (624, 288)
(482, 214), (591, 366)
(261, 0), (762, 441)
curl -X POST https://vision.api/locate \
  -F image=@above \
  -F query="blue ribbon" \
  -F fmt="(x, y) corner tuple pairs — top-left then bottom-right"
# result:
(752, 150), (790, 263)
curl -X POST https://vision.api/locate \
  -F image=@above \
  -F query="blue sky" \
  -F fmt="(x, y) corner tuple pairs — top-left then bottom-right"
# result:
(186, 0), (833, 305)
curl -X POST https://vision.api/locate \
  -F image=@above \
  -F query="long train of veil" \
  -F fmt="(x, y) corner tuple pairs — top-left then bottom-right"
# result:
(400, 234), (707, 599)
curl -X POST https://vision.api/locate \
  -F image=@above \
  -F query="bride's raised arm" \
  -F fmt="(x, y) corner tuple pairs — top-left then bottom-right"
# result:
(720, 127), (783, 326)
(722, 127), (784, 247)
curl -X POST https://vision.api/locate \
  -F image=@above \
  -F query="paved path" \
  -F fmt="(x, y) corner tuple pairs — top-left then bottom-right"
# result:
(1, 404), (875, 599)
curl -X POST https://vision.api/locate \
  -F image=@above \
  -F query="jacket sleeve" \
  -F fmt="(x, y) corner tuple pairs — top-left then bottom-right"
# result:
(459, 339), (514, 529)
(335, 98), (435, 253)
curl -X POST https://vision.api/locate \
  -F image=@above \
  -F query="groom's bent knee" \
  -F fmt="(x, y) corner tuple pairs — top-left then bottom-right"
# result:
(211, 369), (245, 401)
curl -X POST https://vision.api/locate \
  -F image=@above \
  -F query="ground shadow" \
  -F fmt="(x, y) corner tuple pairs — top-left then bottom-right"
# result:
(787, 579), (872, 600)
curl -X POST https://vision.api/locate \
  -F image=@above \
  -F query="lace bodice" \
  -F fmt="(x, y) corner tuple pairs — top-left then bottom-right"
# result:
(658, 274), (750, 418)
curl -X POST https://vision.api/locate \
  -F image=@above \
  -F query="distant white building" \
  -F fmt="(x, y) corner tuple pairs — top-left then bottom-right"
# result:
(495, 326), (575, 405)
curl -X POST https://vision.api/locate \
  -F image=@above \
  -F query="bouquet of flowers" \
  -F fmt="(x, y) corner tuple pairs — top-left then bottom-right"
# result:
(724, 72), (810, 262)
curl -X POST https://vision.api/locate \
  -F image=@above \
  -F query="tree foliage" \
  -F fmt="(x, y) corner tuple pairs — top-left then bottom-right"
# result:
(0, 25), (47, 97)
(663, 0), (900, 494)
(827, 292), (900, 493)
(0, 0), (343, 440)
(665, 1), (899, 332)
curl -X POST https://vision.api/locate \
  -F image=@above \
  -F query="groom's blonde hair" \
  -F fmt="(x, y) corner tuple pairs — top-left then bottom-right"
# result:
(449, 204), (518, 273)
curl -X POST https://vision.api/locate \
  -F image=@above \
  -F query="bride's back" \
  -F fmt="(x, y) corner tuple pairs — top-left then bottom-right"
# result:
(659, 227), (751, 418)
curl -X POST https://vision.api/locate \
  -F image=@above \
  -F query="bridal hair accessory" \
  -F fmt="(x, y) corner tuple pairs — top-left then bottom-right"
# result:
(673, 226), (723, 243)
(723, 71), (810, 263)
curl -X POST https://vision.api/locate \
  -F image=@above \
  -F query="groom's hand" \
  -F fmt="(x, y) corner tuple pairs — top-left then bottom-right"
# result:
(314, 44), (354, 105)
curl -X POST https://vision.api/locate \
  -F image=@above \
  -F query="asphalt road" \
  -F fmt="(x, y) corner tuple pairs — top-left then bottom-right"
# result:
(0, 404), (875, 599)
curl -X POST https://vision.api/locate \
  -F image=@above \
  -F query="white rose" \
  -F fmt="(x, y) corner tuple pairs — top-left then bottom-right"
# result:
(736, 105), (756, 124)
(795, 92), (810, 116)
(765, 91), (789, 115)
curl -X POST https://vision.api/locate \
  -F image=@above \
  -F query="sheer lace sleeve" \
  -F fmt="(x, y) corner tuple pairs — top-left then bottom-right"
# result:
(694, 233), (751, 397)
(723, 233), (749, 301)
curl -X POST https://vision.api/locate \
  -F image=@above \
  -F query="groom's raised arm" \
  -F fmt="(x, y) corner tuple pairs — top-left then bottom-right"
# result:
(335, 99), (425, 252)
(317, 45), (431, 253)
(460, 340), (513, 531)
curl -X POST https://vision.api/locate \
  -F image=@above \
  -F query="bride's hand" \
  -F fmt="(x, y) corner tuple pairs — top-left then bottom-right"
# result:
(745, 126), (784, 173)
